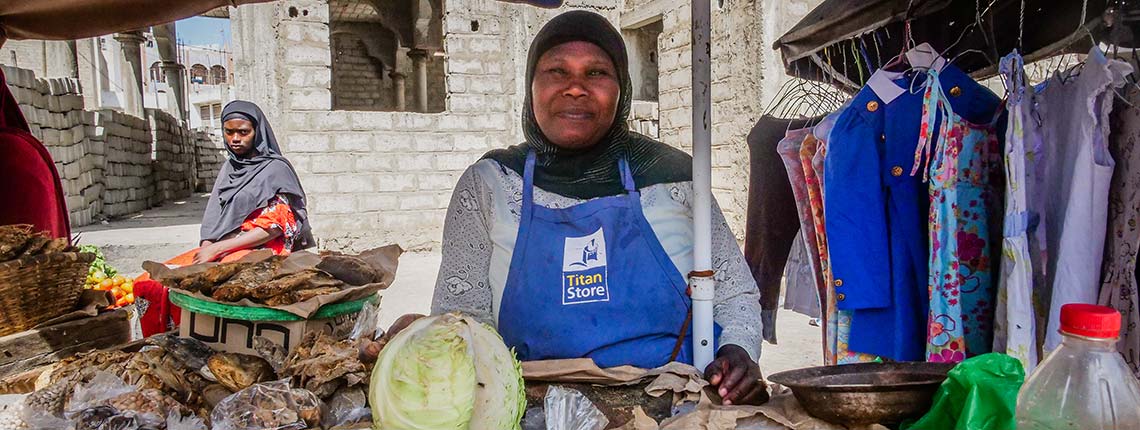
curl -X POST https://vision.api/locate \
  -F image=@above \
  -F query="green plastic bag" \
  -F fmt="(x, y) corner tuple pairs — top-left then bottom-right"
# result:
(904, 353), (1026, 430)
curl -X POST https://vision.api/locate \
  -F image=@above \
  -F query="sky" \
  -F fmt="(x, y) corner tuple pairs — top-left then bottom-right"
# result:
(176, 16), (231, 49)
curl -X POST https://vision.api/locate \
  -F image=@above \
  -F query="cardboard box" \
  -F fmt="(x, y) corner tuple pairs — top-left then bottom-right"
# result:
(179, 309), (361, 356)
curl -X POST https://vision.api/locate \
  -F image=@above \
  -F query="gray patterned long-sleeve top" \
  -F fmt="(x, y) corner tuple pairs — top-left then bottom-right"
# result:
(430, 159), (764, 361)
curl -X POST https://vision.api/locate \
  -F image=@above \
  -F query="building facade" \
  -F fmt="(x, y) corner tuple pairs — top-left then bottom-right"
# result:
(229, 0), (823, 252)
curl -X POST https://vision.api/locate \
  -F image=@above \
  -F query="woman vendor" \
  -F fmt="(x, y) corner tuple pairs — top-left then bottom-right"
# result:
(194, 100), (314, 263)
(134, 100), (313, 336)
(374, 11), (767, 405)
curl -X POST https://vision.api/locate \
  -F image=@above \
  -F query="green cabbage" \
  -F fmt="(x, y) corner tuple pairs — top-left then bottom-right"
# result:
(370, 313), (526, 430)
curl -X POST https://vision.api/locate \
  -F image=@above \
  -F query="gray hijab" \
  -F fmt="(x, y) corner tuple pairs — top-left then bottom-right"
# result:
(200, 100), (313, 249)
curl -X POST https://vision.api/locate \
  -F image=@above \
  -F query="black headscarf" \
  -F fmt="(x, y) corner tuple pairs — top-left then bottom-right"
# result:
(482, 10), (692, 199)
(200, 100), (313, 250)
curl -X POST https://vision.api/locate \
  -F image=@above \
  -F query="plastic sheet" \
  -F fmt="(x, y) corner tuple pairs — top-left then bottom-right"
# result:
(543, 385), (609, 430)
(210, 379), (323, 430)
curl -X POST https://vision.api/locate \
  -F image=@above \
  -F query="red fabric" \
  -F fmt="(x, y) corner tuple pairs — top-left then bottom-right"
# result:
(240, 196), (298, 255)
(0, 67), (70, 239)
(134, 279), (180, 337)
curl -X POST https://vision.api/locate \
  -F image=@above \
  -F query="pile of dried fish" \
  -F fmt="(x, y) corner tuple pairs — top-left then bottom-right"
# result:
(280, 332), (371, 399)
(0, 224), (76, 263)
(162, 252), (384, 306)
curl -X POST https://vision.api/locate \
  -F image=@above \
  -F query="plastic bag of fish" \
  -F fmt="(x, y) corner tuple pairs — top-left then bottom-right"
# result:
(210, 379), (323, 430)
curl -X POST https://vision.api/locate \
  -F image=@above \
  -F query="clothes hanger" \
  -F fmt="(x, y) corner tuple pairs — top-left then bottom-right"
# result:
(941, 0), (1000, 70)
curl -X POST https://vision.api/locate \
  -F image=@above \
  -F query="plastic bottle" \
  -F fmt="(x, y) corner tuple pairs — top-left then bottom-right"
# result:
(1016, 304), (1140, 429)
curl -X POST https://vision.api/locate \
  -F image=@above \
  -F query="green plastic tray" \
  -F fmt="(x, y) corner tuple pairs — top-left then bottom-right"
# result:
(168, 290), (376, 321)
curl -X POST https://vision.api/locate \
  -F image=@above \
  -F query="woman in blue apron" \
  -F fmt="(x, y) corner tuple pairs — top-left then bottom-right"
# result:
(371, 10), (767, 406)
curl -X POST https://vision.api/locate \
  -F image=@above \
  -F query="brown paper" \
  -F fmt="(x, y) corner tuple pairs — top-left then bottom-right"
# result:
(145, 247), (401, 319)
(615, 407), (660, 430)
(522, 359), (706, 389)
(625, 386), (890, 430)
(34, 289), (114, 328)
(534, 358), (892, 430)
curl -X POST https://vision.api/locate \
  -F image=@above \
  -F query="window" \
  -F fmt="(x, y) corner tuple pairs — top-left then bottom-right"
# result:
(189, 64), (208, 84)
(149, 62), (165, 83)
(328, 0), (445, 112)
(210, 65), (227, 84)
(622, 19), (663, 102)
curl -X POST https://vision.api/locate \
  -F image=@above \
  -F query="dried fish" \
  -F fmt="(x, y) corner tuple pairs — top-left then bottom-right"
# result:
(211, 256), (285, 302)
(147, 334), (214, 371)
(0, 224), (35, 261)
(248, 270), (320, 300)
(206, 353), (275, 393)
(316, 255), (381, 286)
(281, 332), (369, 398)
(252, 336), (288, 373)
(49, 350), (133, 385)
(264, 286), (342, 307)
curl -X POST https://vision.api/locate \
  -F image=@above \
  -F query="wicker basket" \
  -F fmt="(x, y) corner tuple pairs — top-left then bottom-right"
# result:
(0, 252), (94, 337)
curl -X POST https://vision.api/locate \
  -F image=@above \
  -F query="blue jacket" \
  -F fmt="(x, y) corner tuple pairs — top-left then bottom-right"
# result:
(824, 64), (1004, 361)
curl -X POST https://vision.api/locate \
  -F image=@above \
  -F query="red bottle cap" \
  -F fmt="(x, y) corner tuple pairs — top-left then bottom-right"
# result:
(1060, 304), (1122, 339)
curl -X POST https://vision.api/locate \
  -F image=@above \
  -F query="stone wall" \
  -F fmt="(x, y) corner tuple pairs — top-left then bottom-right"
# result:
(3, 64), (224, 226)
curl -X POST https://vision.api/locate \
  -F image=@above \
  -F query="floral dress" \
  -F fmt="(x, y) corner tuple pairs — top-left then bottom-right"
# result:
(913, 69), (1002, 363)
(778, 129), (833, 363)
(1100, 85), (1140, 377)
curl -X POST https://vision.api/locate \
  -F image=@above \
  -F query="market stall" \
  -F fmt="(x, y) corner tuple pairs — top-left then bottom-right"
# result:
(4, 0), (1140, 428)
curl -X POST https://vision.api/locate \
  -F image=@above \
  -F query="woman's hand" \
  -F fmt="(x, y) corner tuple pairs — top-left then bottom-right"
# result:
(704, 344), (769, 406)
(193, 243), (224, 264)
(358, 313), (427, 363)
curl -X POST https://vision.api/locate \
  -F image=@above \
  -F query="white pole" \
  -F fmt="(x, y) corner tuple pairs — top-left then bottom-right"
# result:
(690, 0), (715, 372)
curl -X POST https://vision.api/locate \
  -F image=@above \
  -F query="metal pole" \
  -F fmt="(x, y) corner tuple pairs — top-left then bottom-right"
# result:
(690, 0), (715, 372)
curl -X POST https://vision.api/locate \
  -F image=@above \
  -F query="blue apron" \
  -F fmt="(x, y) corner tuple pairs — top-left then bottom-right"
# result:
(498, 151), (715, 368)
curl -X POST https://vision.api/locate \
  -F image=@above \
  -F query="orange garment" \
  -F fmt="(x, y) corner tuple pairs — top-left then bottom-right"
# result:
(135, 195), (299, 281)
(240, 195), (299, 255)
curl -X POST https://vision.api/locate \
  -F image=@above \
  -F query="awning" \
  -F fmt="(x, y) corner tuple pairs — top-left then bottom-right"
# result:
(775, 0), (1123, 90)
(0, 0), (274, 41)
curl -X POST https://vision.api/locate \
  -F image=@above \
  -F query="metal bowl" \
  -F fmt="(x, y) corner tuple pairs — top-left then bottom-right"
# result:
(767, 362), (954, 426)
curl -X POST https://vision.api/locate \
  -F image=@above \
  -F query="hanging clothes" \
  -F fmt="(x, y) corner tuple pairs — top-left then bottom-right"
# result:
(1038, 47), (1132, 352)
(777, 127), (831, 361)
(913, 68), (1004, 363)
(824, 64), (1003, 362)
(992, 51), (1046, 373)
(1099, 84), (1140, 378)
(782, 235), (820, 319)
(808, 132), (878, 366)
(745, 115), (825, 343)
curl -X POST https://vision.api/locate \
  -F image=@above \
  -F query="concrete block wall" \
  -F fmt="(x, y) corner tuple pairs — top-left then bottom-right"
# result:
(194, 131), (225, 192)
(649, 1), (760, 234)
(3, 65), (102, 226)
(331, 32), (392, 111)
(230, 0), (831, 250)
(97, 110), (153, 217)
(150, 108), (196, 201)
(3, 64), (222, 226)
